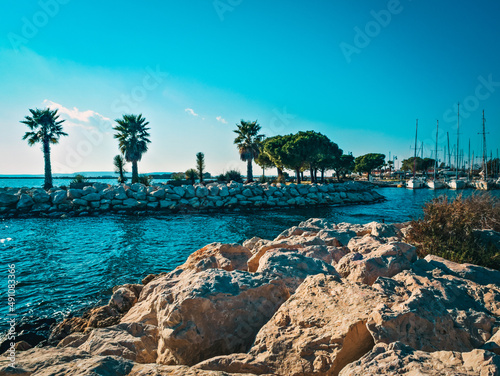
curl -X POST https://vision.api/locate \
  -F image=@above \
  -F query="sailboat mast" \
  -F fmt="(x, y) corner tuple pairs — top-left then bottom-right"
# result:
(456, 103), (459, 180)
(482, 110), (487, 179)
(413, 119), (418, 178)
(447, 132), (451, 168)
(434, 120), (439, 180)
(468, 139), (471, 181)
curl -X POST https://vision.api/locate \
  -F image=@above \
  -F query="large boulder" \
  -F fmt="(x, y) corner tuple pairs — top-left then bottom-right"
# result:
(31, 189), (50, 203)
(339, 342), (500, 376)
(121, 269), (289, 366)
(177, 243), (253, 272)
(336, 242), (417, 285)
(198, 274), (393, 375)
(0, 192), (19, 206)
(368, 256), (500, 353)
(16, 194), (34, 210)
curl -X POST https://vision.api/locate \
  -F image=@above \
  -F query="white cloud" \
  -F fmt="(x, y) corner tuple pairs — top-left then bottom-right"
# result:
(216, 116), (227, 124)
(43, 99), (113, 132)
(185, 108), (199, 117)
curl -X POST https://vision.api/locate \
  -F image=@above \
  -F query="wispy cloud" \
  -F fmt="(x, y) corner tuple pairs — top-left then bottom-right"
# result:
(216, 116), (227, 124)
(185, 108), (199, 117)
(43, 99), (113, 132)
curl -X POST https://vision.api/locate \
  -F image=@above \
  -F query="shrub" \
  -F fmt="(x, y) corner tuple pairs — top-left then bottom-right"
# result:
(71, 174), (87, 184)
(225, 170), (243, 183)
(216, 174), (226, 183)
(406, 193), (500, 269)
(259, 175), (269, 183)
(138, 174), (153, 186)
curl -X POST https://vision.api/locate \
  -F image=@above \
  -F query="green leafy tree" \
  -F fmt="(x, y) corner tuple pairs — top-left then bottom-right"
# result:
(311, 134), (342, 183)
(21, 108), (68, 189)
(113, 155), (127, 183)
(254, 141), (275, 177)
(354, 153), (385, 179)
(196, 152), (205, 183)
(114, 114), (151, 184)
(281, 132), (314, 184)
(335, 154), (355, 180)
(263, 135), (292, 179)
(233, 120), (264, 183)
(185, 168), (197, 184)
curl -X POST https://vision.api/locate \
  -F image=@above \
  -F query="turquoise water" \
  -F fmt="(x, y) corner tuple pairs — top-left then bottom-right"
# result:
(0, 188), (498, 335)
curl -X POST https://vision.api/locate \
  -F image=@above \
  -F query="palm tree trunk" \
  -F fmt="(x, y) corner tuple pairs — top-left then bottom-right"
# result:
(310, 167), (314, 183)
(132, 161), (139, 183)
(321, 169), (325, 183)
(246, 159), (253, 183)
(43, 141), (52, 190)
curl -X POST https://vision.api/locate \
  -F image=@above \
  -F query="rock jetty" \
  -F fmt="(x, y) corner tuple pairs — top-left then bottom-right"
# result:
(2, 219), (500, 375)
(0, 181), (383, 218)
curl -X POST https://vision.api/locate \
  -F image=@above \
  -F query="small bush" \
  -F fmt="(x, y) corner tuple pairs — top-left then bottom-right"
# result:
(138, 174), (153, 186)
(406, 193), (500, 269)
(71, 174), (87, 184)
(259, 175), (269, 183)
(225, 170), (243, 183)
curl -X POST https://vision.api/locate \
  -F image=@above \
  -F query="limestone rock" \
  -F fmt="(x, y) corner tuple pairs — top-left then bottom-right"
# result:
(16, 194), (34, 210)
(369, 222), (402, 238)
(109, 285), (141, 313)
(31, 189), (50, 203)
(198, 274), (392, 376)
(339, 342), (500, 376)
(51, 190), (67, 204)
(347, 234), (386, 254)
(121, 269), (289, 366)
(78, 322), (158, 363)
(336, 242), (417, 285)
(177, 243), (253, 272)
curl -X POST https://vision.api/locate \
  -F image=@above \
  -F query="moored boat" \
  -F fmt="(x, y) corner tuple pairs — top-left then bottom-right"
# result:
(427, 180), (446, 189)
(407, 177), (425, 189)
(448, 179), (466, 190)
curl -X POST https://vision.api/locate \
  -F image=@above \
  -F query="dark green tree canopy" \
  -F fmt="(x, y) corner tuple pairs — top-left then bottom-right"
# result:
(401, 157), (436, 172)
(354, 153), (386, 176)
(22, 108), (67, 146)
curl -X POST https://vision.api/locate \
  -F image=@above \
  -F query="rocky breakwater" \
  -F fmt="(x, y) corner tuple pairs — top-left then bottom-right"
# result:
(3, 219), (500, 375)
(0, 181), (383, 218)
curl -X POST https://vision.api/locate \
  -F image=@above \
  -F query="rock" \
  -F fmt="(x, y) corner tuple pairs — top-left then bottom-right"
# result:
(130, 183), (145, 192)
(368, 257), (500, 353)
(72, 198), (88, 207)
(14, 340), (32, 351)
(208, 185), (219, 196)
(78, 322), (158, 363)
(247, 236), (327, 272)
(256, 250), (340, 291)
(93, 182), (109, 192)
(369, 222), (402, 238)
(316, 228), (357, 247)
(51, 190), (67, 204)
(336, 242), (417, 285)
(31, 189), (50, 203)
(109, 286), (140, 313)
(242, 237), (270, 253)
(32, 203), (51, 212)
(81, 192), (101, 202)
(121, 269), (289, 366)
(133, 191), (147, 200)
(123, 198), (139, 207)
(481, 329), (500, 355)
(198, 274), (392, 375)
(173, 186), (186, 197)
(0, 347), (134, 376)
(196, 186), (208, 198)
(219, 186), (229, 197)
(347, 234), (386, 254)
(474, 229), (500, 249)
(151, 188), (165, 199)
(177, 243), (253, 272)
(16, 194), (34, 210)
(49, 317), (87, 345)
(183, 185), (195, 198)
(339, 342), (500, 376)
(67, 188), (84, 199)
(83, 186), (98, 194)
(114, 186), (128, 200)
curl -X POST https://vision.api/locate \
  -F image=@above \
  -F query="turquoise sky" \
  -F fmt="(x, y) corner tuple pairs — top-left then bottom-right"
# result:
(1, 0), (499, 175)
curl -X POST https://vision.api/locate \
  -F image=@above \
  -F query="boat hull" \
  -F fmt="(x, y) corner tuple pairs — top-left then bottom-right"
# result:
(447, 180), (466, 190)
(407, 178), (425, 189)
(427, 180), (446, 189)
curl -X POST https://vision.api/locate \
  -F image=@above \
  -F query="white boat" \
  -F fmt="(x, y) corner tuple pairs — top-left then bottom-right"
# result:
(448, 179), (466, 190)
(427, 180), (446, 189)
(407, 177), (425, 189)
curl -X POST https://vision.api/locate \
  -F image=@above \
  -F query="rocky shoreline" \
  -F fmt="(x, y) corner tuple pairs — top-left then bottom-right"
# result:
(2, 218), (500, 375)
(0, 181), (383, 218)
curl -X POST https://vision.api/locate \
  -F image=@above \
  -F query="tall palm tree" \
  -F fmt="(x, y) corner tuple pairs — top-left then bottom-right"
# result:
(113, 155), (127, 183)
(196, 152), (205, 183)
(233, 120), (264, 183)
(21, 108), (67, 190)
(114, 114), (151, 183)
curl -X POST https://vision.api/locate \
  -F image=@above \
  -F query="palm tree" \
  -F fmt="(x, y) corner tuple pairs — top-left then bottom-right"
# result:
(21, 108), (67, 190)
(233, 120), (264, 183)
(196, 152), (205, 183)
(113, 155), (128, 183)
(114, 114), (151, 184)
